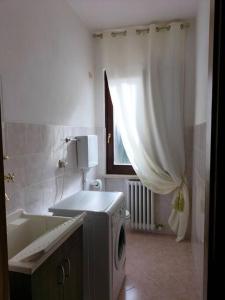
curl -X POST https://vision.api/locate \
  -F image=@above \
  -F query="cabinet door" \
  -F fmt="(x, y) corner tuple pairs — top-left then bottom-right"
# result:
(32, 245), (64, 300)
(63, 226), (83, 300)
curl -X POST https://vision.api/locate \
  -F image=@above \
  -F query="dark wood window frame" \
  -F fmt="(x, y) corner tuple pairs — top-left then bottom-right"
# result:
(105, 71), (135, 175)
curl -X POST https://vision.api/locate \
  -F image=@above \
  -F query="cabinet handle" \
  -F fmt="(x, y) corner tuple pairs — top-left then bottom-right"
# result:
(57, 264), (65, 285)
(64, 257), (71, 278)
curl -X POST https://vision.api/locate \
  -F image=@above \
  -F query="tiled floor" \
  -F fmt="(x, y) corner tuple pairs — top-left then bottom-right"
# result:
(118, 231), (200, 300)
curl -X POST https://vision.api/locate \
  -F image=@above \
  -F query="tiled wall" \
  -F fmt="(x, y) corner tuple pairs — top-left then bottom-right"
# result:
(184, 126), (194, 239)
(191, 122), (206, 299)
(3, 122), (97, 215)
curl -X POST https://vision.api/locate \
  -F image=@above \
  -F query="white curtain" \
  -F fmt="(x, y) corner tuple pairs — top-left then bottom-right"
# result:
(97, 22), (189, 241)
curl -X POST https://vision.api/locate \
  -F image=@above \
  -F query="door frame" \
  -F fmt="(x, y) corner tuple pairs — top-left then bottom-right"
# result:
(0, 102), (9, 299)
(0, 1), (224, 299)
(206, 0), (225, 298)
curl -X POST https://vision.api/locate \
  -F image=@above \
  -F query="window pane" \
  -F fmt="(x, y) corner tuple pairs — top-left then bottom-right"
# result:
(113, 119), (131, 165)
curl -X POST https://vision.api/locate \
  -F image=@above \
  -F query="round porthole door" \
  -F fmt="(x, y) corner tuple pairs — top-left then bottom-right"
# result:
(115, 222), (126, 270)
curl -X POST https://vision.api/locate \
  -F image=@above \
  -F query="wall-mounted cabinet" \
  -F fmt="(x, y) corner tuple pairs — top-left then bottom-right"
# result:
(9, 226), (83, 300)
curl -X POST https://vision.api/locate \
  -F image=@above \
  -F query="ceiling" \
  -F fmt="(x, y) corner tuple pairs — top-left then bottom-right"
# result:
(67, 0), (198, 31)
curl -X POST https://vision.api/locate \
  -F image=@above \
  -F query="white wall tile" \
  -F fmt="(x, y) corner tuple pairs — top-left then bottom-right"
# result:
(4, 122), (97, 214)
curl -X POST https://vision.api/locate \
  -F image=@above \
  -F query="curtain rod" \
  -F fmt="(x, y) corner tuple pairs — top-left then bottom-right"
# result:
(93, 22), (190, 38)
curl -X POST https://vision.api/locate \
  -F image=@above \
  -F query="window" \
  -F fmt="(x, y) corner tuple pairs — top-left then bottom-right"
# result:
(105, 72), (135, 175)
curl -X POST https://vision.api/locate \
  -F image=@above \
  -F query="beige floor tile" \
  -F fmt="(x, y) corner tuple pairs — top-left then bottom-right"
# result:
(118, 231), (201, 300)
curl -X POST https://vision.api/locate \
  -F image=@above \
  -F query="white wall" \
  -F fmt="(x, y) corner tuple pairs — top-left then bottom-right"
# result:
(192, 0), (211, 243)
(0, 0), (95, 127)
(191, 0), (212, 298)
(0, 0), (97, 214)
(184, 21), (196, 128)
(195, 0), (211, 125)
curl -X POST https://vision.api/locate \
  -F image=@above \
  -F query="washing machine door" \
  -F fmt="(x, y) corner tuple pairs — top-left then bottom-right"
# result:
(115, 221), (126, 270)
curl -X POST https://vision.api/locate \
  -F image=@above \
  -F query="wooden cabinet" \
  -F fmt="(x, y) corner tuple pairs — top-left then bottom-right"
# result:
(63, 231), (83, 300)
(9, 226), (83, 300)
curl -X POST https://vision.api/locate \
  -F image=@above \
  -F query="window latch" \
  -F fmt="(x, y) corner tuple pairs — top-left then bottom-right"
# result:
(107, 133), (112, 144)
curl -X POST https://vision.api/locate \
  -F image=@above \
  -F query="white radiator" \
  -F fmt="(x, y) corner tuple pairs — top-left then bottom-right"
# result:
(127, 180), (155, 231)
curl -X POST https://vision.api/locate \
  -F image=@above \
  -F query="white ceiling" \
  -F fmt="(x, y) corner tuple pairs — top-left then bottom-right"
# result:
(68, 0), (198, 31)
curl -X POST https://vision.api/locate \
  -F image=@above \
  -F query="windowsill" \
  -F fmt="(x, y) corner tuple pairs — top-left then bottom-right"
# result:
(103, 174), (139, 179)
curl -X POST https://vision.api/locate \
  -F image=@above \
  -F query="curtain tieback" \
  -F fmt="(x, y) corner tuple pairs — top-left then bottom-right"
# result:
(173, 191), (184, 212)
(173, 176), (186, 212)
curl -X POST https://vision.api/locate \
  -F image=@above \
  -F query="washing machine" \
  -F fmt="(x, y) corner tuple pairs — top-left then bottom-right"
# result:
(49, 191), (126, 300)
